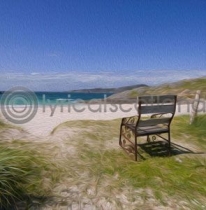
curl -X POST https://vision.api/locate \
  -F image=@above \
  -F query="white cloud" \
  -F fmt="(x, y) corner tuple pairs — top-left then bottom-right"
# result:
(0, 70), (205, 91)
(31, 72), (41, 76)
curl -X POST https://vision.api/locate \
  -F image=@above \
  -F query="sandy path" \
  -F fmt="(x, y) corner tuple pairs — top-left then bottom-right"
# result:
(0, 103), (204, 137)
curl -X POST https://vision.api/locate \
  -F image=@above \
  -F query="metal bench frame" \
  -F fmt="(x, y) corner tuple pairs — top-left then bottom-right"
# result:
(119, 95), (177, 161)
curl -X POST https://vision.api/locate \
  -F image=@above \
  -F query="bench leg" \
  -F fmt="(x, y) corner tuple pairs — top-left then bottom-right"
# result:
(119, 124), (123, 146)
(168, 131), (171, 156)
(135, 135), (137, 161)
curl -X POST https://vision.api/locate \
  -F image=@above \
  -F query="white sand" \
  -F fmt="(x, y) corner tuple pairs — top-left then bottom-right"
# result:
(0, 103), (205, 137)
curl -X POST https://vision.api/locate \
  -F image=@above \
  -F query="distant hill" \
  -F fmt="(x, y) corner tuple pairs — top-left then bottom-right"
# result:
(70, 84), (148, 93)
(107, 77), (206, 103)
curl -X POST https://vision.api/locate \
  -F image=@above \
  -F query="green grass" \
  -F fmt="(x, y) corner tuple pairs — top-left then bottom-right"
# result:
(0, 142), (60, 208)
(172, 115), (206, 150)
(180, 78), (206, 92)
(79, 149), (206, 205)
(0, 119), (9, 129)
(0, 114), (205, 208)
(0, 119), (23, 132)
(128, 77), (206, 99)
(51, 115), (206, 208)
(0, 130), (64, 209)
(129, 90), (139, 98)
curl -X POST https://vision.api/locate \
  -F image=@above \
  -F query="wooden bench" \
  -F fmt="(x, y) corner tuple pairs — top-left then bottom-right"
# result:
(119, 95), (177, 161)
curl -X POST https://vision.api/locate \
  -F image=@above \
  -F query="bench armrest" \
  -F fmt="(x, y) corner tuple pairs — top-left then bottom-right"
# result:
(122, 115), (138, 125)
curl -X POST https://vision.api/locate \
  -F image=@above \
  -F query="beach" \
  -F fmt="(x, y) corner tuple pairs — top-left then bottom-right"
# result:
(1, 103), (204, 137)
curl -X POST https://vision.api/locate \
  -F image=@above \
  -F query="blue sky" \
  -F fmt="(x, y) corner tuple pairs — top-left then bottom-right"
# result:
(0, 0), (205, 91)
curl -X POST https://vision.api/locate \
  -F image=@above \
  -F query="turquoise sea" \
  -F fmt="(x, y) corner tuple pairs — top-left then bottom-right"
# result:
(0, 92), (112, 106)
(36, 92), (112, 105)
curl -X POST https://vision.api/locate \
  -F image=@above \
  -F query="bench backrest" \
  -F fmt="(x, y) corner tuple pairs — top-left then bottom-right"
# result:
(137, 95), (177, 127)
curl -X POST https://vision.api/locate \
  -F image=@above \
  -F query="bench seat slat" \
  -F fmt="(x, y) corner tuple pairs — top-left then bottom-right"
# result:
(136, 126), (168, 136)
(138, 117), (171, 127)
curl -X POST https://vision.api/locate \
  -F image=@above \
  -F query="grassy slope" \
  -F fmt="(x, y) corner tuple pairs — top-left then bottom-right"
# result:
(1, 77), (205, 208)
(0, 120), (63, 208)
(128, 77), (206, 99)
(0, 114), (205, 208)
(52, 115), (206, 209)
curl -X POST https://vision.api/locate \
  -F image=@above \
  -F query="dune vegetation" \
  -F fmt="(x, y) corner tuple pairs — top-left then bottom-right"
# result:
(129, 77), (206, 99)
(49, 114), (206, 209)
(107, 77), (206, 101)
(0, 120), (65, 209)
(0, 114), (205, 209)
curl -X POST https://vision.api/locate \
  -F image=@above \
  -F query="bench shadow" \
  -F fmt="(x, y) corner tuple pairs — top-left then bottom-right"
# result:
(137, 140), (205, 158)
